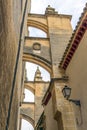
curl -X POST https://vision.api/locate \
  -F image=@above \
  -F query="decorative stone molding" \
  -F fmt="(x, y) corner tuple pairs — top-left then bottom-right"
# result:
(33, 43), (41, 51)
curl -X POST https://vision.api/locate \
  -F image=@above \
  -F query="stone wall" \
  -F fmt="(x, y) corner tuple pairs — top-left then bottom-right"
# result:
(44, 97), (58, 130)
(66, 31), (87, 130)
(35, 82), (49, 126)
(47, 15), (72, 78)
(0, 0), (31, 130)
(24, 37), (51, 63)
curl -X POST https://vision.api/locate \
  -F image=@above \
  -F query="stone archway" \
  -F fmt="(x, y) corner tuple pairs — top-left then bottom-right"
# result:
(21, 5), (73, 130)
(20, 104), (35, 126)
(23, 53), (52, 74)
(27, 14), (48, 34)
(24, 82), (35, 94)
(20, 114), (34, 127)
(27, 20), (48, 34)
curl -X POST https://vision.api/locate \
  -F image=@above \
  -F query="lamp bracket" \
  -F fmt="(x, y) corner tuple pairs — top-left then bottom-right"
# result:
(69, 99), (81, 106)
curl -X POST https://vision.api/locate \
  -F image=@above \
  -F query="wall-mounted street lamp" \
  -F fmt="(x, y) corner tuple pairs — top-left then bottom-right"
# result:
(62, 85), (82, 125)
(62, 85), (80, 106)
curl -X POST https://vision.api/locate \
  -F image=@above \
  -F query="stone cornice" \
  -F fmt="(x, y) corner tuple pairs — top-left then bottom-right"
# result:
(59, 3), (87, 70)
(28, 13), (46, 18)
(25, 36), (49, 40)
(28, 13), (72, 20)
(24, 80), (50, 83)
(22, 102), (35, 104)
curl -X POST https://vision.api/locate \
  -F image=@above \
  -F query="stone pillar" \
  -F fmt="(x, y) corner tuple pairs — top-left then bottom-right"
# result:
(51, 79), (77, 130)
(44, 6), (76, 129)
(46, 6), (72, 78)
(34, 67), (49, 126)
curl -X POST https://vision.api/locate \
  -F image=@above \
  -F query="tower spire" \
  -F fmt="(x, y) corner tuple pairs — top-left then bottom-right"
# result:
(34, 67), (42, 81)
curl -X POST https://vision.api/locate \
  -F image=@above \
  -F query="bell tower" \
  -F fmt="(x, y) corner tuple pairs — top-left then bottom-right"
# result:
(34, 67), (42, 81)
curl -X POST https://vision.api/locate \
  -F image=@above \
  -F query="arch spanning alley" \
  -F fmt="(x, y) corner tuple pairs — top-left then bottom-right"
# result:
(25, 62), (51, 82)
(21, 114), (34, 127)
(27, 20), (48, 34)
(24, 83), (35, 94)
(24, 89), (34, 102)
(23, 53), (52, 74)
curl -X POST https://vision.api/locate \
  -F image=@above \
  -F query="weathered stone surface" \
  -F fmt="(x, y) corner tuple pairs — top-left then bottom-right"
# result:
(22, 6), (73, 129)
(0, 0), (31, 130)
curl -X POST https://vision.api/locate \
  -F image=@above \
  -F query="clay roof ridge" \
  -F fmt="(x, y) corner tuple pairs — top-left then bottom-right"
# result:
(59, 3), (87, 68)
